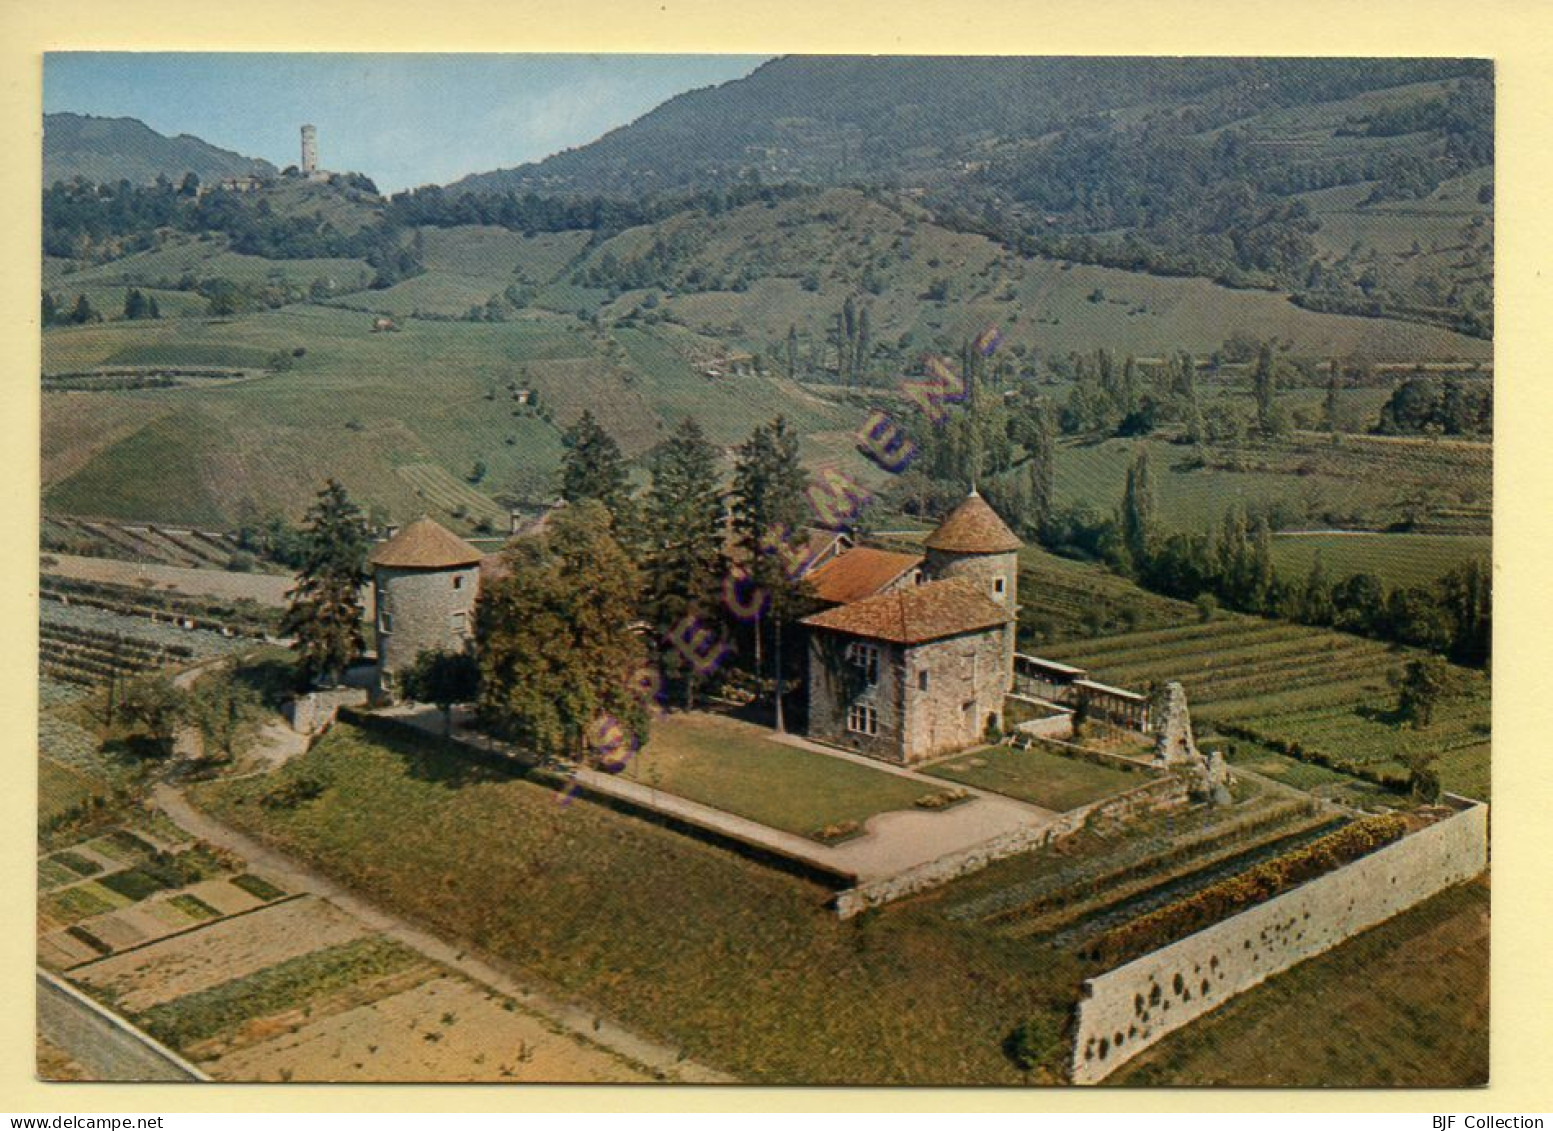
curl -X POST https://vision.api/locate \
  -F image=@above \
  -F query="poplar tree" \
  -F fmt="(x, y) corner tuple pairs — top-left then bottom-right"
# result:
(1119, 447), (1157, 573)
(281, 480), (369, 687)
(1253, 343), (1279, 437)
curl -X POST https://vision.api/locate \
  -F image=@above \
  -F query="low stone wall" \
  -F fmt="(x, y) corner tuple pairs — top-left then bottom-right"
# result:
(1015, 711), (1075, 741)
(834, 772), (1189, 919)
(285, 687), (369, 735)
(1069, 796), (1489, 1084)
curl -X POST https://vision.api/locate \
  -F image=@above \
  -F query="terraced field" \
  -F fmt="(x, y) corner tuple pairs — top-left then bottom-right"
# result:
(1038, 617), (1491, 799)
(393, 462), (507, 529)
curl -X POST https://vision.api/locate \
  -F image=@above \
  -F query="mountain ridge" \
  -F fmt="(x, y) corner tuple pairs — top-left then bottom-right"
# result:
(44, 111), (276, 186)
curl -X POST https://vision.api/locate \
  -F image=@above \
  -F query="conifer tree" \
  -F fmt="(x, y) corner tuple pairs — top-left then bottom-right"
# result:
(560, 409), (632, 524)
(645, 418), (728, 707)
(281, 479), (369, 687)
(730, 416), (809, 731)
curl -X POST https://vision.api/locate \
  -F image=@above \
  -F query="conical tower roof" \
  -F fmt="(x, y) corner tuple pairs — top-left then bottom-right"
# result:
(923, 489), (1021, 554)
(368, 516), (482, 569)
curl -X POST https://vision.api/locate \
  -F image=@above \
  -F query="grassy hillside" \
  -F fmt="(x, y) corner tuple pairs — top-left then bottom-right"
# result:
(577, 189), (1489, 364)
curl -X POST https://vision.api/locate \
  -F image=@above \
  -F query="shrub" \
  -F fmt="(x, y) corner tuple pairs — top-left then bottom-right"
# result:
(915, 789), (970, 811)
(811, 819), (861, 844)
(1003, 1015), (1069, 1079)
(260, 773), (327, 810)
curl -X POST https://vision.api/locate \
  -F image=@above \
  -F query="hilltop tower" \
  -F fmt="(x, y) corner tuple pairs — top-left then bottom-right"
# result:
(300, 124), (318, 176)
(368, 517), (482, 700)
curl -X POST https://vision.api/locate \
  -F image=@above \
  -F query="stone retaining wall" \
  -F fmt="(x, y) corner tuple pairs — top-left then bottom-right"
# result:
(834, 772), (1189, 919)
(285, 687), (369, 735)
(1069, 795), (1488, 1084)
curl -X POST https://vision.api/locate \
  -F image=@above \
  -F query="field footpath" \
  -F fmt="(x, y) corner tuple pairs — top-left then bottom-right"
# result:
(150, 783), (734, 1084)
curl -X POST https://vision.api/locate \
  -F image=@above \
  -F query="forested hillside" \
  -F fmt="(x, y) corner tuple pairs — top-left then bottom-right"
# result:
(44, 113), (276, 187)
(453, 57), (1494, 337)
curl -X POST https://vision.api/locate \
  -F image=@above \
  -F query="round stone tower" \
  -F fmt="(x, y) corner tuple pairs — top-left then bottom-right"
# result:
(368, 517), (482, 700)
(922, 488), (1022, 609)
(923, 489), (1022, 686)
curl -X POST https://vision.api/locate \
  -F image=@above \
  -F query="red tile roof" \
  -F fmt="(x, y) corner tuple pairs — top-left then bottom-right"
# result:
(801, 576), (1010, 645)
(924, 490), (1021, 554)
(368, 517), (483, 569)
(806, 547), (923, 606)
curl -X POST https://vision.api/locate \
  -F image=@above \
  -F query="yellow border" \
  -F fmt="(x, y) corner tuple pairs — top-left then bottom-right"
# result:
(3, 0), (1548, 1112)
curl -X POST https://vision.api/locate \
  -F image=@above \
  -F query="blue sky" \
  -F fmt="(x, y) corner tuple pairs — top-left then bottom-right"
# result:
(45, 53), (771, 192)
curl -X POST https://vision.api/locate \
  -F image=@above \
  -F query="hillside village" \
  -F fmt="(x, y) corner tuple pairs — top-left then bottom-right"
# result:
(38, 57), (1491, 1089)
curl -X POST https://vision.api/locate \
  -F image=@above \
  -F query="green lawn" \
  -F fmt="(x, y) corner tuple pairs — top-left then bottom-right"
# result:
(190, 721), (1076, 1084)
(924, 744), (1143, 812)
(620, 714), (934, 839)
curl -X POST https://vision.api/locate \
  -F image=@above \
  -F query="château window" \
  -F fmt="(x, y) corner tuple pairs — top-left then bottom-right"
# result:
(378, 611), (393, 635)
(993, 575), (1006, 597)
(845, 641), (881, 685)
(847, 703), (879, 736)
(450, 611), (468, 635)
(453, 575), (464, 590)
(917, 670), (929, 692)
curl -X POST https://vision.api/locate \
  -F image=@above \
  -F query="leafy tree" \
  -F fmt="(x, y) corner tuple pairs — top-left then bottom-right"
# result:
(402, 648), (481, 735)
(281, 479), (370, 687)
(644, 418), (727, 708)
(1395, 655), (1451, 728)
(123, 288), (147, 320)
(475, 500), (647, 761)
(1385, 585), (1452, 651)
(119, 673), (186, 757)
(184, 671), (262, 763)
(41, 291), (59, 326)
(1332, 572), (1387, 635)
(1437, 556), (1491, 667)
(559, 409), (632, 522)
(1294, 553), (1335, 625)
(1403, 745), (1443, 803)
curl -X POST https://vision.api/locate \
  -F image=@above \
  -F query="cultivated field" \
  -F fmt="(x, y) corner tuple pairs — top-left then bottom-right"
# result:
(1269, 531), (1490, 589)
(1038, 617), (1491, 799)
(41, 302), (850, 529)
